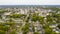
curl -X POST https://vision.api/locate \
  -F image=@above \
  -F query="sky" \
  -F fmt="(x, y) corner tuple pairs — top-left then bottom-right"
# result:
(0, 0), (60, 5)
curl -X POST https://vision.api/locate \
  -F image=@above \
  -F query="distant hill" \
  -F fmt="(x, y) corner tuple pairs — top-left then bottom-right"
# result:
(0, 5), (60, 8)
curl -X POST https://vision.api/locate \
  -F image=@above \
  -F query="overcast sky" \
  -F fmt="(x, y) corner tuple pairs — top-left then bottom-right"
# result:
(0, 0), (60, 5)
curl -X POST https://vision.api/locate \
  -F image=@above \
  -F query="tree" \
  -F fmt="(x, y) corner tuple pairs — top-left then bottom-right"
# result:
(10, 14), (26, 18)
(34, 32), (39, 34)
(22, 22), (29, 34)
(57, 24), (60, 29)
(31, 13), (44, 22)
(10, 29), (17, 34)
(32, 25), (35, 32)
(3, 25), (10, 31)
(0, 30), (6, 34)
